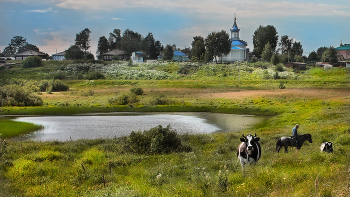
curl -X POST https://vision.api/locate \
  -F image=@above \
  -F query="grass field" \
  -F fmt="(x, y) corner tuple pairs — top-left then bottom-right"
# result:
(0, 61), (349, 196)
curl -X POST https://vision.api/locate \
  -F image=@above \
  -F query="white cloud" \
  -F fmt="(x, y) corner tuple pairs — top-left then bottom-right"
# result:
(52, 0), (349, 18)
(25, 7), (54, 13)
(111, 18), (126, 20)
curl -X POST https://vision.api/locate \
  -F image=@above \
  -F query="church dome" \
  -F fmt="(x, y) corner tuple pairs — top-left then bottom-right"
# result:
(230, 22), (239, 32)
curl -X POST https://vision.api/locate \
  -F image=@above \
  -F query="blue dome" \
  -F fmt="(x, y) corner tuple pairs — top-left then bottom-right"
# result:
(230, 22), (239, 32)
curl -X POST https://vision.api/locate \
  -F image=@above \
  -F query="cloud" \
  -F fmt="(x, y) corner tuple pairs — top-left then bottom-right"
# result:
(111, 18), (126, 20)
(25, 7), (54, 13)
(52, 0), (349, 18)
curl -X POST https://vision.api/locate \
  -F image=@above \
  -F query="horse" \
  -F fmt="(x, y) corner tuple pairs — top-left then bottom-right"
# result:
(276, 134), (312, 153)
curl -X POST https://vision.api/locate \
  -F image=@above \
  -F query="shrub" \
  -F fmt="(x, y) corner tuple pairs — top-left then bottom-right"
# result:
(22, 56), (42, 68)
(85, 71), (105, 80)
(149, 94), (170, 105)
(128, 125), (183, 154)
(130, 87), (143, 95)
(275, 63), (285, 72)
(109, 92), (138, 105)
(0, 84), (43, 106)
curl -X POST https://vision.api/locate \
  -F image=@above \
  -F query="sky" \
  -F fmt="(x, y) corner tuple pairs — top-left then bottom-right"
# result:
(1, 0), (349, 57)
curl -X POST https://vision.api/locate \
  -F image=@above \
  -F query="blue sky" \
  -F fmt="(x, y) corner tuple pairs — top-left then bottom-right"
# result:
(1, 0), (349, 56)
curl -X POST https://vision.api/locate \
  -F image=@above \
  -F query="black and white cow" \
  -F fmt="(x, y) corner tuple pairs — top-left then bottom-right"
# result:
(320, 142), (333, 153)
(237, 134), (261, 170)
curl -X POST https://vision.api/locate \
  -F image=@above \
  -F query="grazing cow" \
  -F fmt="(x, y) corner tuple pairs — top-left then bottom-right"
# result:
(320, 142), (333, 153)
(237, 134), (261, 170)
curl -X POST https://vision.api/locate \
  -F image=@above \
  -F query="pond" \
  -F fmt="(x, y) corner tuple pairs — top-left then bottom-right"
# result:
(14, 112), (268, 141)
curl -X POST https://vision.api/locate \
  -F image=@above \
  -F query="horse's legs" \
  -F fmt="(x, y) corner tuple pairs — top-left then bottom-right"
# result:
(276, 145), (281, 153)
(284, 145), (288, 153)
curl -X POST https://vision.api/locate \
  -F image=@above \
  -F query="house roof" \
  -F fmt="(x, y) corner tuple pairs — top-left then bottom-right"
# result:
(335, 44), (350, 50)
(174, 50), (187, 57)
(231, 46), (244, 50)
(15, 50), (46, 56)
(232, 40), (247, 46)
(101, 49), (124, 56)
(52, 51), (66, 56)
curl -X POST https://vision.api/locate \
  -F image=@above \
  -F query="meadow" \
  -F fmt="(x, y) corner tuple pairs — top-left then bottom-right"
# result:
(0, 61), (349, 196)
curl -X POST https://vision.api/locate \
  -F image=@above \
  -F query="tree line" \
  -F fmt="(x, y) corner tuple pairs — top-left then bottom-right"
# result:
(1, 25), (339, 63)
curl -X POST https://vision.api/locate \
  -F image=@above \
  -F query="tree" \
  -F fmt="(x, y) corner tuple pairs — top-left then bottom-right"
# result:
(290, 42), (303, 60)
(75, 28), (91, 55)
(18, 43), (40, 53)
(191, 37), (205, 61)
(64, 45), (84, 60)
(96, 36), (109, 59)
(108, 29), (122, 50)
(253, 25), (279, 58)
(121, 29), (142, 57)
(271, 53), (280, 65)
(308, 51), (319, 61)
(261, 42), (273, 62)
(321, 47), (338, 63)
(278, 35), (293, 55)
(154, 41), (163, 59)
(205, 30), (231, 63)
(162, 44), (174, 60)
(2, 44), (16, 56)
(141, 33), (160, 59)
(11, 36), (27, 53)
(317, 47), (328, 60)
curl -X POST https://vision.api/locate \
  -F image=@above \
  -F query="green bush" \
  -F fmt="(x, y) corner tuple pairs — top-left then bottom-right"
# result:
(22, 56), (42, 68)
(0, 84), (43, 106)
(128, 125), (183, 154)
(130, 87), (143, 95)
(108, 92), (138, 105)
(275, 63), (285, 72)
(85, 71), (105, 80)
(38, 79), (69, 92)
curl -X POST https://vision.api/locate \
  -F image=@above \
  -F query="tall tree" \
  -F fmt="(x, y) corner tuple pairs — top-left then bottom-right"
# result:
(308, 51), (319, 61)
(191, 39), (205, 61)
(121, 29), (142, 57)
(75, 28), (91, 56)
(261, 42), (273, 62)
(108, 29), (122, 50)
(154, 41), (163, 58)
(141, 33), (160, 59)
(253, 25), (279, 58)
(321, 47), (338, 63)
(191, 36), (205, 48)
(317, 46), (328, 60)
(96, 36), (110, 59)
(64, 45), (84, 60)
(291, 42), (303, 59)
(18, 43), (40, 53)
(11, 36), (28, 53)
(205, 30), (231, 63)
(162, 44), (174, 60)
(2, 44), (16, 56)
(278, 35), (293, 54)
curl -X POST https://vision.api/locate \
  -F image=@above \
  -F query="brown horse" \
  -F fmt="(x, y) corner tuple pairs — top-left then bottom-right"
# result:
(276, 134), (312, 153)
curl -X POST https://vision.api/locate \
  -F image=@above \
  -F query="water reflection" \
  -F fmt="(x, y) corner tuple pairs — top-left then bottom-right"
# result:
(14, 112), (267, 141)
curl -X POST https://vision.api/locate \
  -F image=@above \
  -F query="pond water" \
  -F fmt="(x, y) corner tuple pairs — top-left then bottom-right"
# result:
(14, 112), (268, 141)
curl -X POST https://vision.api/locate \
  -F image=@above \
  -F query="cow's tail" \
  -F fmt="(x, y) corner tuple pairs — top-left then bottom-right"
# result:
(276, 138), (281, 153)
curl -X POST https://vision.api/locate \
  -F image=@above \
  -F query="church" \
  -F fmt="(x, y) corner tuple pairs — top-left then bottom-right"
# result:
(217, 15), (249, 62)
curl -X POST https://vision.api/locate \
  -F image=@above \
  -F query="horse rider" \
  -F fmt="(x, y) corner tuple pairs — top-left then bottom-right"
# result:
(292, 124), (299, 146)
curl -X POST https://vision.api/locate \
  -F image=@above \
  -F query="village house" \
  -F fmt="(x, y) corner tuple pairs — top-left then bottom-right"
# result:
(101, 49), (125, 61)
(131, 51), (144, 63)
(14, 50), (46, 60)
(335, 42), (350, 61)
(52, 51), (66, 61)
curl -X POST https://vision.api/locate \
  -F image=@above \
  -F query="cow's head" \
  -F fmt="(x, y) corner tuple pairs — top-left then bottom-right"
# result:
(240, 134), (260, 155)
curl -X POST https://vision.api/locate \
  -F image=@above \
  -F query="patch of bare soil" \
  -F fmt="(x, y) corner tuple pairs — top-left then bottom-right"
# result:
(196, 89), (350, 100)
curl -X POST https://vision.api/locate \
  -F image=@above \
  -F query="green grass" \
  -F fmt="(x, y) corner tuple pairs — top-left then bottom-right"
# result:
(0, 61), (350, 196)
(0, 119), (42, 138)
